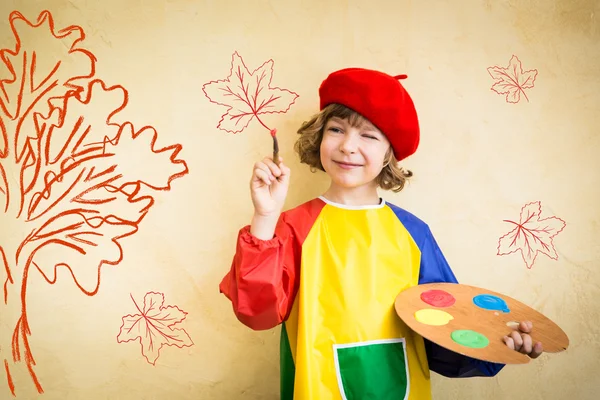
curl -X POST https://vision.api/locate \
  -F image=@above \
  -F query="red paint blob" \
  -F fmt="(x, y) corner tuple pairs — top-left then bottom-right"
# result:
(420, 290), (456, 308)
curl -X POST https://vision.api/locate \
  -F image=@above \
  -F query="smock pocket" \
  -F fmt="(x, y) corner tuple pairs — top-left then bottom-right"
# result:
(333, 338), (409, 400)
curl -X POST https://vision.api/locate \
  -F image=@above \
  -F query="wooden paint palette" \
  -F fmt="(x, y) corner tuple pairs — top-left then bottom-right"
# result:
(394, 283), (569, 364)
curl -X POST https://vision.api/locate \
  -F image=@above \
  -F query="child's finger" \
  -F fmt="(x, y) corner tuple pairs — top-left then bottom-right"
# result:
(254, 168), (273, 185)
(530, 342), (544, 359)
(519, 321), (533, 333)
(263, 157), (283, 177)
(503, 335), (515, 350)
(255, 161), (276, 181)
(510, 331), (523, 351)
(279, 162), (291, 178)
(521, 334), (533, 354)
(271, 162), (291, 184)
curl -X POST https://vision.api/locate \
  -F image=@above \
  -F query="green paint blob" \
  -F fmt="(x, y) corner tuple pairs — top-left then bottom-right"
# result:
(451, 330), (489, 349)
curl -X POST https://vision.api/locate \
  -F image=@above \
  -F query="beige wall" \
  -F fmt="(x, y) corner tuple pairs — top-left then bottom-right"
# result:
(0, 0), (598, 399)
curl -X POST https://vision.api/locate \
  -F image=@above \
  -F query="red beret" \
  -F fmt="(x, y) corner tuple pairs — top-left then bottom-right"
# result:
(319, 68), (420, 161)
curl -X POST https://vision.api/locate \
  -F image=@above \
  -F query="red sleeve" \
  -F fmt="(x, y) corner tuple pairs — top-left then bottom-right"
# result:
(219, 212), (301, 331)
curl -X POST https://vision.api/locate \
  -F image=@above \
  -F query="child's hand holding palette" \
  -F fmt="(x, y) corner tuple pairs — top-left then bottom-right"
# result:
(394, 283), (569, 364)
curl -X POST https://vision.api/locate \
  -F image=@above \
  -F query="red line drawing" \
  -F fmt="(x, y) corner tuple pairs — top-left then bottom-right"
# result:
(202, 51), (299, 162)
(117, 292), (194, 365)
(487, 55), (538, 103)
(497, 202), (566, 269)
(0, 10), (188, 396)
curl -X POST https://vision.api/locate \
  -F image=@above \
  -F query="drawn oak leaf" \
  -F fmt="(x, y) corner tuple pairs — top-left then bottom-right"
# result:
(487, 55), (538, 103)
(497, 202), (566, 269)
(117, 292), (194, 365)
(202, 51), (299, 133)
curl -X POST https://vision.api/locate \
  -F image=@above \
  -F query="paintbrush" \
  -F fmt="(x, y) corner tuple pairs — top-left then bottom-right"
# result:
(271, 128), (280, 166)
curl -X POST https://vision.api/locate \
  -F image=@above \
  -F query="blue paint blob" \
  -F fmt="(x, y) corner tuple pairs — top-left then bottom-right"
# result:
(473, 294), (510, 313)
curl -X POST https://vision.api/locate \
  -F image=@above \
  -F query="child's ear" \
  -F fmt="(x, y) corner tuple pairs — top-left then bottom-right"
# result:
(383, 146), (393, 163)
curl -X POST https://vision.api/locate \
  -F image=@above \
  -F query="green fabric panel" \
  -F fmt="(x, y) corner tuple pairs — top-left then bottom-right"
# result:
(336, 341), (408, 399)
(280, 323), (295, 400)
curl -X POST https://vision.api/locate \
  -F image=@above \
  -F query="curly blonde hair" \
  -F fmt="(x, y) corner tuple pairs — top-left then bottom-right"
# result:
(294, 104), (413, 193)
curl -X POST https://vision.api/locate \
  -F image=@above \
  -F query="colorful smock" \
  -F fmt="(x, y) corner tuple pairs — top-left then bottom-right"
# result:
(220, 197), (503, 399)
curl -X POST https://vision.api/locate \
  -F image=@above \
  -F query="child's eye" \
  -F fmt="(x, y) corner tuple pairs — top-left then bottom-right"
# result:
(362, 134), (378, 140)
(328, 127), (343, 133)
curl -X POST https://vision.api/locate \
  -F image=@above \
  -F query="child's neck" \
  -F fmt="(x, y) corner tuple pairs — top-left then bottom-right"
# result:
(321, 184), (381, 206)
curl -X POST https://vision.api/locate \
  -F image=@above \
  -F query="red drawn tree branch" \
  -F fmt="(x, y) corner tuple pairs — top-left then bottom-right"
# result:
(0, 10), (188, 396)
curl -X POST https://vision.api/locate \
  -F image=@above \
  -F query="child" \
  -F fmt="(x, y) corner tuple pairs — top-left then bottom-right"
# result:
(219, 68), (543, 399)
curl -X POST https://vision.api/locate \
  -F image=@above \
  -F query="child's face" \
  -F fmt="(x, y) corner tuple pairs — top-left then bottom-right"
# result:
(320, 116), (391, 191)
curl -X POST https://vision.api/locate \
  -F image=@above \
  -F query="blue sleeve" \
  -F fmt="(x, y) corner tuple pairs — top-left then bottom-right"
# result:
(388, 203), (505, 378)
(418, 227), (505, 378)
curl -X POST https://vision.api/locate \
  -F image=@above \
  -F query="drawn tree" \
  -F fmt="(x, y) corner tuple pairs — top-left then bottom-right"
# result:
(497, 202), (566, 269)
(202, 51), (298, 162)
(0, 10), (188, 396)
(487, 55), (538, 103)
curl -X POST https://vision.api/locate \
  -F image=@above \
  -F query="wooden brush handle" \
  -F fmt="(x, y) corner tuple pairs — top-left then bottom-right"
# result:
(272, 131), (280, 165)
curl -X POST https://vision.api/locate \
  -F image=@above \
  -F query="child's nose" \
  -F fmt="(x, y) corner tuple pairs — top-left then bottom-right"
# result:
(339, 135), (358, 154)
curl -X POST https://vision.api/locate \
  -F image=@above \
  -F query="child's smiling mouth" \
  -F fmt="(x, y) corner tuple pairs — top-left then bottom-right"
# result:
(333, 160), (363, 169)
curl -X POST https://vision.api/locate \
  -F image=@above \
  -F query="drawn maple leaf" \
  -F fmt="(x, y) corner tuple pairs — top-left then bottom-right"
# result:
(117, 292), (194, 365)
(0, 10), (187, 396)
(497, 202), (566, 269)
(202, 51), (299, 133)
(487, 55), (538, 103)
